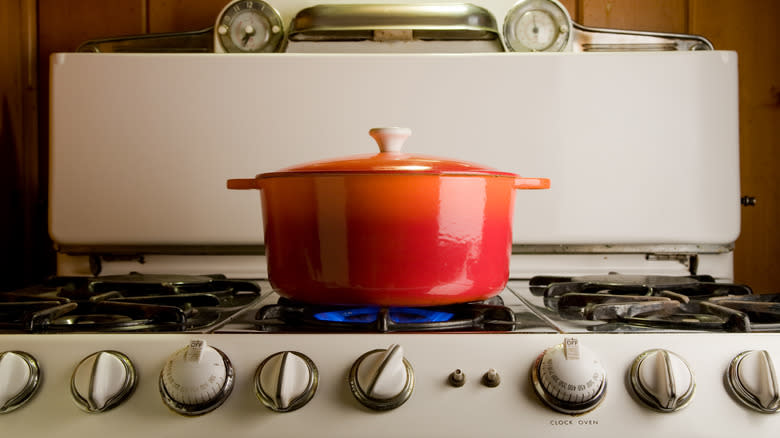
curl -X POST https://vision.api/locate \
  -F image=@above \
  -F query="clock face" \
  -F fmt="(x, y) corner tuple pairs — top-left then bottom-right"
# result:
(216, 1), (284, 53)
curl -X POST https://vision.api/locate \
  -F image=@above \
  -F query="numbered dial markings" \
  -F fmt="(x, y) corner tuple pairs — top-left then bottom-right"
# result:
(216, 1), (284, 53)
(503, 0), (572, 52)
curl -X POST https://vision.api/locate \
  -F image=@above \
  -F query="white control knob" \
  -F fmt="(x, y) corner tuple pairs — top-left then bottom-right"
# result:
(349, 344), (414, 410)
(159, 340), (234, 416)
(531, 337), (606, 414)
(71, 351), (137, 413)
(255, 351), (318, 412)
(727, 350), (779, 413)
(0, 351), (41, 414)
(630, 349), (695, 412)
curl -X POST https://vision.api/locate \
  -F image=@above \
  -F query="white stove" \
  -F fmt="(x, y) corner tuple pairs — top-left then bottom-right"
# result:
(2, 0), (778, 436)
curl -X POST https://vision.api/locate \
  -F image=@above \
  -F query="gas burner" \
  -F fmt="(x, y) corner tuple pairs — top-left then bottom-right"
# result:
(530, 273), (750, 296)
(0, 274), (261, 333)
(254, 296), (516, 333)
(529, 274), (771, 332)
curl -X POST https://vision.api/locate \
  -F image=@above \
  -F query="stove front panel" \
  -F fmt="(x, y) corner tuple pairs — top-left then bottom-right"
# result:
(1, 332), (778, 437)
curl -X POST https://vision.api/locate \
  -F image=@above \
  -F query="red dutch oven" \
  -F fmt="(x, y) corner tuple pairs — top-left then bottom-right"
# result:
(227, 128), (550, 306)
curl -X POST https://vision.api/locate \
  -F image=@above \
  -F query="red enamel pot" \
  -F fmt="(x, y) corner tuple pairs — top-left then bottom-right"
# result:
(227, 128), (549, 306)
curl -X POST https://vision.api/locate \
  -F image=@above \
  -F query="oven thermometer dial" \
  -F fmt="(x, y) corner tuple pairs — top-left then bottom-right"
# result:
(503, 0), (572, 52)
(214, 0), (285, 53)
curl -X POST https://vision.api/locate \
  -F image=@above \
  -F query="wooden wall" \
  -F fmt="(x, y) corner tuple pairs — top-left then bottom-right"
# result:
(8, 0), (780, 291)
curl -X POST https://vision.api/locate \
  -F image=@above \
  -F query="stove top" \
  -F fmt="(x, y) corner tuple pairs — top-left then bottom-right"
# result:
(2, 273), (779, 437)
(0, 274), (262, 333)
(3, 274), (776, 335)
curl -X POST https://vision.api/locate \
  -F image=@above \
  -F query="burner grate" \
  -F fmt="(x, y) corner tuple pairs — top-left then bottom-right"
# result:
(254, 296), (516, 333)
(0, 274), (261, 333)
(531, 274), (771, 332)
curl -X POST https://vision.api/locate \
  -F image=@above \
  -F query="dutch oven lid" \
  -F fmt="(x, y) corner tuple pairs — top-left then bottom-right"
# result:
(258, 127), (518, 178)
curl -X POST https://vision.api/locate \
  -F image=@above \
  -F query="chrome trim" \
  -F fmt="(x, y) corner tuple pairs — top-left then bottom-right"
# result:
(727, 350), (780, 414)
(349, 347), (414, 411)
(254, 351), (319, 412)
(530, 346), (606, 415)
(159, 346), (235, 416)
(0, 351), (41, 414)
(511, 243), (733, 254)
(629, 349), (695, 412)
(572, 22), (713, 52)
(71, 351), (137, 413)
(288, 4), (499, 41)
(77, 28), (214, 53)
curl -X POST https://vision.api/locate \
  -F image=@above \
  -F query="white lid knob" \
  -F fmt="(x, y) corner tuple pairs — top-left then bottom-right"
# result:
(369, 127), (412, 153)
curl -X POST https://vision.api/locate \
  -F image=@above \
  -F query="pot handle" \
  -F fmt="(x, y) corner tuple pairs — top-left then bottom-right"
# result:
(514, 177), (550, 190)
(227, 178), (261, 190)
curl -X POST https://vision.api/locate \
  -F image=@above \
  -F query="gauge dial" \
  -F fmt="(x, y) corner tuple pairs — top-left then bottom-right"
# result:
(215, 1), (284, 53)
(503, 0), (572, 52)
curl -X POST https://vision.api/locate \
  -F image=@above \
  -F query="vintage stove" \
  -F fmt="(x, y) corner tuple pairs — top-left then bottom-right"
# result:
(1, 1), (778, 437)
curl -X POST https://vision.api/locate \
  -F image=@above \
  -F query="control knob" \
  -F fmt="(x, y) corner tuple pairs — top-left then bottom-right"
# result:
(629, 349), (695, 412)
(159, 340), (234, 416)
(71, 351), (137, 412)
(0, 351), (41, 414)
(255, 351), (318, 412)
(531, 337), (606, 414)
(727, 350), (779, 413)
(349, 344), (414, 410)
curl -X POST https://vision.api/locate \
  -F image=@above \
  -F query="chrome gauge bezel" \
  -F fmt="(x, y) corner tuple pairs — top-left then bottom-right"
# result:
(215, 0), (285, 53)
(503, 0), (573, 52)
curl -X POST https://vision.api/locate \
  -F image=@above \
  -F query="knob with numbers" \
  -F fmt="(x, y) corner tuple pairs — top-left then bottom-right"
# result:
(255, 351), (318, 412)
(727, 350), (779, 413)
(71, 350), (137, 413)
(531, 337), (606, 414)
(629, 349), (695, 412)
(349, 344), (414, 410)
(159, 339), (234, 416)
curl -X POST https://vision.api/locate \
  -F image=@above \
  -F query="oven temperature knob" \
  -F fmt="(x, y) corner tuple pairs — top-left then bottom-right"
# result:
(0, 351), (41, 414)
(349, 344), (414, 410)
(159, 340), (234, 416)
(255, 351), (318, 412)
(71, 351), (137, 413)
(629, 349), (695, 412)
(727, 350), (780, 413)
(531, 337), (606, 414)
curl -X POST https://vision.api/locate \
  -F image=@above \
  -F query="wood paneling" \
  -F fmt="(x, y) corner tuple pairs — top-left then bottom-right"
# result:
(690, 0), (780, 293)
(147, 0), (226, 33)
(559, 0), (579, 22)
(1, 0), (40, 290)
(580, 0), (688, 33)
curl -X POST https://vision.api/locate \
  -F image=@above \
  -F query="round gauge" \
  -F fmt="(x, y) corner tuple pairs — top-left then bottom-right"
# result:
(215, 1), (284, 53)
(503, 0), (573, 52)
